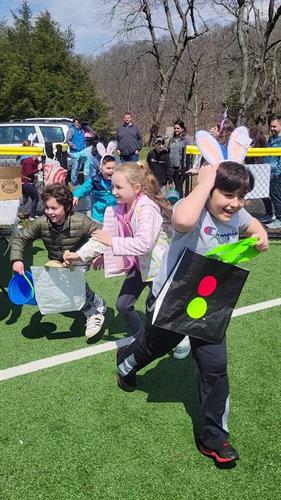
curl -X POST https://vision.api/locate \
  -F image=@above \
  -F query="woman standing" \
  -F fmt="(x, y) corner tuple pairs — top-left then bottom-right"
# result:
(169, 120), (192, 198)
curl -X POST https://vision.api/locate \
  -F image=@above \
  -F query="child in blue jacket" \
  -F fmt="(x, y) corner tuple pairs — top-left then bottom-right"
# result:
(73, 148), (117, 223)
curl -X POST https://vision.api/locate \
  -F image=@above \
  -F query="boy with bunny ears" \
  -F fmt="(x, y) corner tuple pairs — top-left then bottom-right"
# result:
(116, 127), (268, 465)
(73, 142), (117, 223)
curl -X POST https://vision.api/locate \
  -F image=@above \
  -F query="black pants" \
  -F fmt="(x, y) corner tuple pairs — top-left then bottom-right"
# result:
(270, 175), (281, 219)
(22, 183), (39, 218)
(118, 321), (229, 449)
(173, 169), (184, 198)
(262, 198), (273, 217)
(116, 267), (150, 337)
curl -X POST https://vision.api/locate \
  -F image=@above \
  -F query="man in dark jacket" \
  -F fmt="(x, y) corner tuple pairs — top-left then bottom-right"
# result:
(116, 112), (142, 163)
(147, 136), (173, 191)
(10, 184), (106, 339)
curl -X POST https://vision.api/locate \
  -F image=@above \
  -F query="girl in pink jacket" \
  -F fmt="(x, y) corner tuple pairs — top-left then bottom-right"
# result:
(65, 162), (171, 338)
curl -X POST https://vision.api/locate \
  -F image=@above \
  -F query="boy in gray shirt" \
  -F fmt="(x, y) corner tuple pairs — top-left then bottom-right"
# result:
(116, 161), (268, 465)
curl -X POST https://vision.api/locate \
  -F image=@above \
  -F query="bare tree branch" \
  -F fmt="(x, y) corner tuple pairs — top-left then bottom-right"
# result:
(162, 0), (177, 47)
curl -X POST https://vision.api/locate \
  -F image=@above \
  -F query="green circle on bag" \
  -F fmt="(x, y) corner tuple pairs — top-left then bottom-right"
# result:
(186, 297), (207, 319)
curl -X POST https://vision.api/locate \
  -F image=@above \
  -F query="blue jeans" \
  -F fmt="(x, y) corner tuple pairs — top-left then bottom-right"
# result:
(22, 183), (39, 218)
(83, 174), (94, 212)
(70, 153), (80, 185)
(120, 153), (139, 163)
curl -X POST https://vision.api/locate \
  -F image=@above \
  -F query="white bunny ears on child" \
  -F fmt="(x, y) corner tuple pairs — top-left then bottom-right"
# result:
(27, 132), (37, 146)
(195, 126), (252, 166)
(97, 141), (117, 165)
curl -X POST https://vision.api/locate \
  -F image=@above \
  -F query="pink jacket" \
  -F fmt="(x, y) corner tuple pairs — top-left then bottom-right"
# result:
(103, 194), (169, 282)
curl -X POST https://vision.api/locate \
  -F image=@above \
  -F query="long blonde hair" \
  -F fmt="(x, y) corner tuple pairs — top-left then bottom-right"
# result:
(114, 161), (172, 218)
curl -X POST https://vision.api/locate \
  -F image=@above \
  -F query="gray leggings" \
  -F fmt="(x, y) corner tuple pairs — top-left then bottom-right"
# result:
(116, 267), (150, 337)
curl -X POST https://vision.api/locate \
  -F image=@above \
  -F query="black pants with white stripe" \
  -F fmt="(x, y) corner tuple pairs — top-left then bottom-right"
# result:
(118, 323), (229, 449)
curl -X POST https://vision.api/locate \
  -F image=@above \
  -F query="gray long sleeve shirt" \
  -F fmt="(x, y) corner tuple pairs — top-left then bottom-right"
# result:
(116, 123), (143, 155)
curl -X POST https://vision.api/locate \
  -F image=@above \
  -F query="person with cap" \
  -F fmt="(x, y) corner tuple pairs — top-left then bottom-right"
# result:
(147, 136), (173, 193)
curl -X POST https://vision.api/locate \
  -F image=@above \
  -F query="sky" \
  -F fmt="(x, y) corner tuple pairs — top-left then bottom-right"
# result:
(0, 0), (116, 55)
(0, 0), (269, 56)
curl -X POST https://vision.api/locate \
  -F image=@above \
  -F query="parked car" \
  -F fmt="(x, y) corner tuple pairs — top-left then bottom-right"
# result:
(24, 118), (96, 147)
(0, 118), (96, 151)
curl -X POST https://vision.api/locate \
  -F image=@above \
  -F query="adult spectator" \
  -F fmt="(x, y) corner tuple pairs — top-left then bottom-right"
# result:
(116, 112), (142, 162)
(246, 121), (267, 163)
(245, 122), (271, 221)
(209, 124), (221, 139)
(217, 118), (235, 159)
(168, 120), (192, 197)
(266, 116), (281, 223)
(147, 136), (173, 192)
(66, 118), (86, 186)
(72, 139), (101, 215)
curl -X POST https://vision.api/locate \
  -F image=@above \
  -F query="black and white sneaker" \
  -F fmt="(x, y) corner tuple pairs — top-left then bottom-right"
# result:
(85, 313), (105, 339)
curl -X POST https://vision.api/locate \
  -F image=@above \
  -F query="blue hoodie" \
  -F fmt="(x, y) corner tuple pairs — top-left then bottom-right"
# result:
(74, 171), (116, 223)
(66, 125), (85, 153)
(267, 134), (281, 176)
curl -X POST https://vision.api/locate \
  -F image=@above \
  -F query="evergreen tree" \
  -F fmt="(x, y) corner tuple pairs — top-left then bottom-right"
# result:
(0, 1), (110, 133)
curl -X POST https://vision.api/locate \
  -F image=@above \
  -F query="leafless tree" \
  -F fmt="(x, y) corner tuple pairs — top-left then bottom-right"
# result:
(105, 0), (208, 142)
(213, 0), (281, 125)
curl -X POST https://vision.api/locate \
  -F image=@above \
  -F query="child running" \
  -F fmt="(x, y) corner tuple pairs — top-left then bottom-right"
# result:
(64, 162), (171, 339)
(115, 157), (268, 465)
(10, 184), (107, 339)
(73, 142), (117, 223)
(19, 140), (41, 221)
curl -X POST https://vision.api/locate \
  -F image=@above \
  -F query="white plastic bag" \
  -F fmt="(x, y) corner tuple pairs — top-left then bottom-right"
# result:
(31, 266), (86, 315)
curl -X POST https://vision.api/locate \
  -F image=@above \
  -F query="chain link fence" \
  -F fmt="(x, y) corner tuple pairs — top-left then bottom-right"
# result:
(185, 146), (281, 237)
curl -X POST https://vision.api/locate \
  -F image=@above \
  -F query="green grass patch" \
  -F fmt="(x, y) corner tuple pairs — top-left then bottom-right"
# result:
(1, 242), (281, 499)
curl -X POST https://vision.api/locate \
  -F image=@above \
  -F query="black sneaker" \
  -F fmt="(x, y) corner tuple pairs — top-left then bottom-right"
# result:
(116, 373), (136, 392)
(116, 346), (137, 392)
(198, 441), (239, 463)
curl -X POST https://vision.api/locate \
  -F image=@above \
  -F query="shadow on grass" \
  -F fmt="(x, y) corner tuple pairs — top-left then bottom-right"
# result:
(21, 310), (87, 340)
(105, 308), (146, 340)
(134, 355), (238, 469)
(137, 354), (200, 438)
(22, 302), (119, 344)
(0, 291), (23, 324)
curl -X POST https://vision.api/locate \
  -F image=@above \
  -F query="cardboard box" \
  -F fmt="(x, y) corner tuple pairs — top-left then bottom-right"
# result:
(0, 167), (22, 200)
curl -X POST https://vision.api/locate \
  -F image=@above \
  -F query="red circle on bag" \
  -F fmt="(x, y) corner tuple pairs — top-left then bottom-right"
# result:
(197, 275), (217, 297)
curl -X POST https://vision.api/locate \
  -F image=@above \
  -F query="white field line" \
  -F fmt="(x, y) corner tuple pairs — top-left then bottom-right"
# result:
(1, 298), (281, 382)
(231, 297), (281, 317)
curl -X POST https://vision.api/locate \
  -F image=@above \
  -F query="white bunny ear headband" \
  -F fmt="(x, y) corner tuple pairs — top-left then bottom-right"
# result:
(28, 132), (37, 146)
(195, 126), (252, 166)
(97, 141), (117, 166)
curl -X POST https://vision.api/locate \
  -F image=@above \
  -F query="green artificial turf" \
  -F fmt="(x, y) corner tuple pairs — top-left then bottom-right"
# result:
(1, 242), (281, 499)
